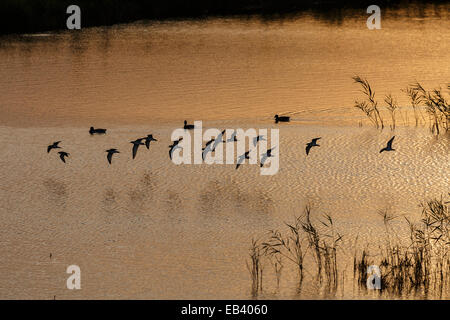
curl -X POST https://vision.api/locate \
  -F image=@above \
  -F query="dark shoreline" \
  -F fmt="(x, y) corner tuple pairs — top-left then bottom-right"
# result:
(0, 0), (448, 35)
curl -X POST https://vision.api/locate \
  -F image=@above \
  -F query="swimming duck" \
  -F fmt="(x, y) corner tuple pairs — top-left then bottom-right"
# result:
(274, 114), (290, 123)
(89, 127), (106, 135)
(184, 120), (195, 130)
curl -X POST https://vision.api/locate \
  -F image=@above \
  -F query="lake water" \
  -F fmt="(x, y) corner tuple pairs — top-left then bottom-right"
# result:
(0, 5), (449, 299)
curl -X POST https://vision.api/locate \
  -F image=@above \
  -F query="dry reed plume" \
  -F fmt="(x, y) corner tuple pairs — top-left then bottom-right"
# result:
(352, 76), (449, 134)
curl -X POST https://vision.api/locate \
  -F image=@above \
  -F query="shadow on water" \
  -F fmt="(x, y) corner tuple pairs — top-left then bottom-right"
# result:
(0, 1), (448, 35)
(127, 171), (158, 213)
(42, 178), (68, 209)
(198, 179), (274, 219)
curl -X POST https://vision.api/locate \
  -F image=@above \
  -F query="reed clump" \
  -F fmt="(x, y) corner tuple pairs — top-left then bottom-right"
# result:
(410, 83), (449, 134)
(261, 214), (306, 286)
(404, 86), (425, 127)
(354, 196), (449, 296)
(250, 196), (449, 298)
(301, 206), (342, 288)
(352, 75), (449, 134)
(353, 76), (384, 129)
(257, 205), (343, 291)
(246, 238), (264, 297)
(385, 94), (399, 130)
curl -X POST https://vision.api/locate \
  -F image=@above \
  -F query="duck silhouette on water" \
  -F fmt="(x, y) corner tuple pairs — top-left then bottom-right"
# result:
(89, 127), (106, 135)
(183, 120), (195, 130)
(47, 141), (61, 153)
(130, 139), (145, 159)
(58, 151), (70, 163)
(274, 114), (290, 123)
(380, 136), (396, 153)
(106, 148), (120, 164)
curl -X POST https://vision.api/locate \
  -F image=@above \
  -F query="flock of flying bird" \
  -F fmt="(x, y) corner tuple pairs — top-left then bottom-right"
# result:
(46, 116), (397, 168)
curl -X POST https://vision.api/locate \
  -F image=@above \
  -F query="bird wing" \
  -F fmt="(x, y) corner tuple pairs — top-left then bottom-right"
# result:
(312, 137), (321, 143)
(212, 140), (221, 151)
(59, 153), (66, 163)
(387, 136), (395, 148)
(169, 145), (181, 160)
(306, 143), (312, 155)
(174, 137), (183, 146)
(132, 144), (139, 159)
(236, 154), (246, 169)
(145, 138), (150, 149)
(260, 154), (268, 167)
(203, 144), (212, 159)
(107, 152), (113, 164)
(206, 139), (214, 147)
(47, 145), (52, 153)
(215, 130), (225, 143)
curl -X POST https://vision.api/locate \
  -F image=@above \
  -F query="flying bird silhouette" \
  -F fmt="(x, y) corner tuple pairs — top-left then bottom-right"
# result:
(130, 138), (145, 159)
(205, 137), (215, 148)
(236, 151), (251, 170)
(169, 138), (183, 160)
(226, 130), (238, 143)
(58, 151), (70, 163)
(211, 130), (226, 152)
(89, 127), (106, 135)
(260, 147), (276, 167)
(380, 136), (396, 153)
(202, 138), (216, 160)
(274, 114), (290, 123)
(106, 148), (120, 164)
(47, 141), (61, 153)
(253, 135), (266, 147)
(306, 137), (321, 156)
(144, 134), (157, 149)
